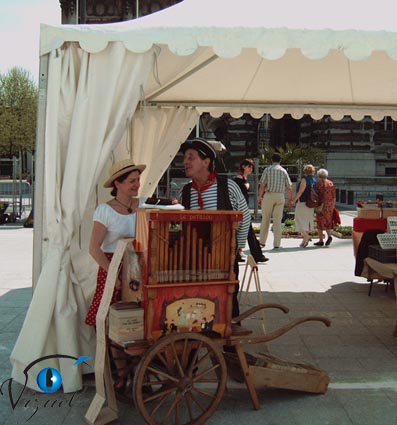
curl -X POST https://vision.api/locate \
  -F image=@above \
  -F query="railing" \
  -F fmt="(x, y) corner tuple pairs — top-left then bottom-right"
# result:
(0, 180), (32, 218)
(158, 162), (304, 218)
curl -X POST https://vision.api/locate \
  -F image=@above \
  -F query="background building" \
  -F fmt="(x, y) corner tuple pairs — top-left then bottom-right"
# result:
(60, 0), (182, 24)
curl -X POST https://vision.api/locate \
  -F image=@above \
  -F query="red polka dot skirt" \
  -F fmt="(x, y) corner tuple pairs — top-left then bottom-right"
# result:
(85, 253), (122, 326)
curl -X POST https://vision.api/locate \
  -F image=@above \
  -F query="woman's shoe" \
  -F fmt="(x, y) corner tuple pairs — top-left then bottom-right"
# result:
(314, 241), (324, 246)
(114, 376), (130, 403)
(325, 236), (333, 246)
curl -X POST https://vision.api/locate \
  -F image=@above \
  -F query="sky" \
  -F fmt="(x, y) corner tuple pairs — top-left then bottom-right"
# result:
(1, 0), (396, 84)
(0, 0), (61, 82)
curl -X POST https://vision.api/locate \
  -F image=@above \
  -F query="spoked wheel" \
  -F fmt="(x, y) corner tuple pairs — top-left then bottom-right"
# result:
(133, 332), (227, 425)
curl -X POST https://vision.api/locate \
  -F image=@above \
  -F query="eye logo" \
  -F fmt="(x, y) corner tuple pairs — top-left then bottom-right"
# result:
(36, 367), (62, 393)
(0, 354), (91, 423)
(33, 356), (89, 394)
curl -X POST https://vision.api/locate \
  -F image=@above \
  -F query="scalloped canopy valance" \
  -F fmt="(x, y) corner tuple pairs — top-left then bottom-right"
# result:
(40, 0), (397, 119)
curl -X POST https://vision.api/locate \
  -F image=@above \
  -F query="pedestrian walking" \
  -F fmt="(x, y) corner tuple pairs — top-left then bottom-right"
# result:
(314, 168), (336, 247)
(258, 153), (292, 249)
(290, 164), (316, 248)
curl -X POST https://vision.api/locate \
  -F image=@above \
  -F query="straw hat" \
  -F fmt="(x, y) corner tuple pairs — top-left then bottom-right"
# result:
(103, 159), (146, 188)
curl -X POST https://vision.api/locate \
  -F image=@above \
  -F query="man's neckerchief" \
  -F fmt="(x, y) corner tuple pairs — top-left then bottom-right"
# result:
(191, 171), (218, 209)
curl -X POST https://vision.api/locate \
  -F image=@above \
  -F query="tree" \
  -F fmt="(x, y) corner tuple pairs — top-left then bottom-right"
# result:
(259, 143), (326, 181)
(0, 67), (38, 157)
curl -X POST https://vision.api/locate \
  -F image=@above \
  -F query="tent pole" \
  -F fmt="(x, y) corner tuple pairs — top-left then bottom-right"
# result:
(146, 55), (219, 102)
(32, 54), (49, 290)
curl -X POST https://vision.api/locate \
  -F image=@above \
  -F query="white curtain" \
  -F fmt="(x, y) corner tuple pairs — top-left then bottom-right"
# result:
(10, 42), (156, 392)
(129, 105), (200, 197)
(65, 105), (200, 365)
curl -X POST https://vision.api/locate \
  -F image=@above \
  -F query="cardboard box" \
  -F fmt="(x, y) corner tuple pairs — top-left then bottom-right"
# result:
(383, 209), (397, 219)
(357, 208), (382, 219)
(109, 303), (144, 344)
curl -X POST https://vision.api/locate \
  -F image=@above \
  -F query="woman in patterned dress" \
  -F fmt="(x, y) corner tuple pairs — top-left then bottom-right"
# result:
(85, 159), (146, 326)
(85, 159), (146, 400)
(314, 168), (336, 247)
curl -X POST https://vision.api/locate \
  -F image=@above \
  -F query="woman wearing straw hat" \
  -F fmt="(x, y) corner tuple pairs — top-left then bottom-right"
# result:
(85, 159), (146, 400)
(85, 158), (146, 326)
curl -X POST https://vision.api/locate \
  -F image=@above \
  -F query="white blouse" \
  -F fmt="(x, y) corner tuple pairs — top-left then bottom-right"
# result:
(93, 198), (145, 253)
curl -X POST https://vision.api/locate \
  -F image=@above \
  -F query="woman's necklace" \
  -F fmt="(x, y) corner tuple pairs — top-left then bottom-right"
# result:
(114, 197), (133, 213)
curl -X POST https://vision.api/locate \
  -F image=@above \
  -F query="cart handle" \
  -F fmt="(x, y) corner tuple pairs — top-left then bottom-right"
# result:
(229, 316), (331, 346)
(232, 303), (289, 324)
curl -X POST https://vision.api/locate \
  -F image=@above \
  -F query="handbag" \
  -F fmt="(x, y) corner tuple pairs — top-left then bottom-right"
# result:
(305, 184), (320, 209)
(315, 203), (324, 213)
(332, 207), (341, 226)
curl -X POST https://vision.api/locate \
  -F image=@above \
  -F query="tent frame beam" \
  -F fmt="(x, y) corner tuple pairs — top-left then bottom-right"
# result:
(146, 54), (219, 101)
(147, 101), (397, 118)
(147, 101), (397, 110)
(32, 55), (49, 289)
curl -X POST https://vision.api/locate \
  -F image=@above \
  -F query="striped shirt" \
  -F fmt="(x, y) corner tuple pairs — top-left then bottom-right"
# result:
(260, 163), (292, 193)
(179, 179), (250, 249)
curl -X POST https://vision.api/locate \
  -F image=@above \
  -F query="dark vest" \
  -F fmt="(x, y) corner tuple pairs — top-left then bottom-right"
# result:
(181, 175), (232, 210)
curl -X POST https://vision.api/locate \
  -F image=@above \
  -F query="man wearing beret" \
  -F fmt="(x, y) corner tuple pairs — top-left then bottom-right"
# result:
(179, 138), (251, 321)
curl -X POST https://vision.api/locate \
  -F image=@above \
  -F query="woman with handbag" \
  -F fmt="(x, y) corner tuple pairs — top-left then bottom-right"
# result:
(289, 164), (316, 248)
(313, 168), (336, 246)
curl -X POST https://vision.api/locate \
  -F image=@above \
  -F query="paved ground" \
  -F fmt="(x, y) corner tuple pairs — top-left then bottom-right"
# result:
(0, 210), (397, 425)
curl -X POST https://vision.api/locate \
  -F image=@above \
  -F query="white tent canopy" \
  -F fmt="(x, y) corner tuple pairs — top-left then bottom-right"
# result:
(39, 0), (397, 120)
(11, 0), (397, 392)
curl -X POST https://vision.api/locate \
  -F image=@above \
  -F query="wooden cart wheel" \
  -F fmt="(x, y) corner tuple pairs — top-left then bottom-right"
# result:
(133, 332), (227, 425)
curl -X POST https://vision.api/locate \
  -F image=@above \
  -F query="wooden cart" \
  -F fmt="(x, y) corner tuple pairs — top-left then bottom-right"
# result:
(85, 209), (331, 425)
